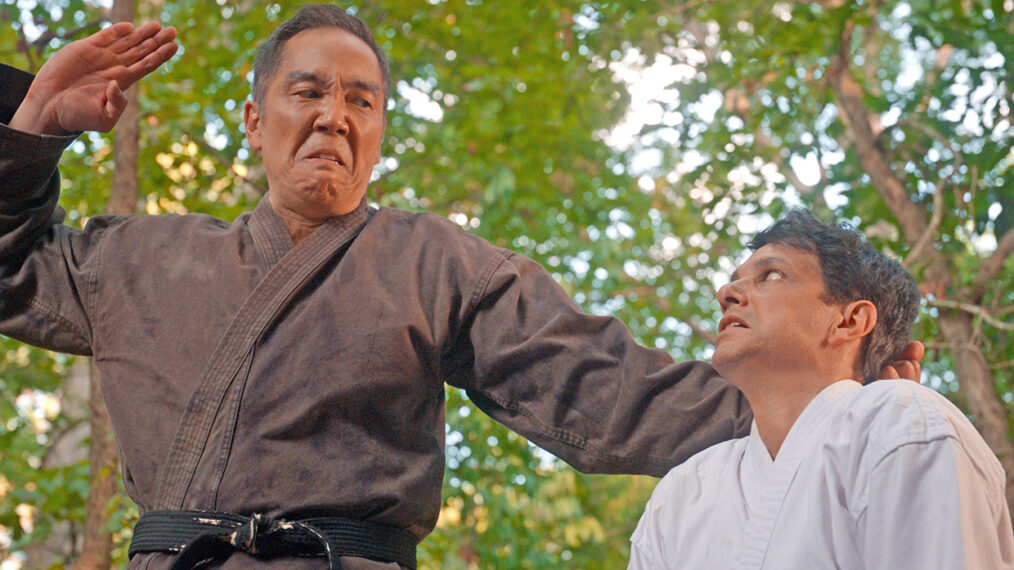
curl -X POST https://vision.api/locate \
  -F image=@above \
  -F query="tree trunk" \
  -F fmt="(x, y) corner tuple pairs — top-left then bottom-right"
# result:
(76, 1), (137, 567)
(936, 312), (1014, 508)
(828, 23), (1014, 517)
(73, 364), (118, 570)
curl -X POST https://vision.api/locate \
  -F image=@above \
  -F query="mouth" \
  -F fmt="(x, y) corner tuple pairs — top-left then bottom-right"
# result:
(306, 152), (345, 166)
(718, 315), (749, 333)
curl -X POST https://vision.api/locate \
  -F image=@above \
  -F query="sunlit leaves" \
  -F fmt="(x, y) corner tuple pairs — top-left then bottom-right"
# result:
(2, 0), (1011, 567)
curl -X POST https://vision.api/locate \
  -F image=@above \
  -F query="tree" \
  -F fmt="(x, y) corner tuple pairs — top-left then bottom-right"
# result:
(598, 0), (1013, 513)
(1, 0), (1010, 568)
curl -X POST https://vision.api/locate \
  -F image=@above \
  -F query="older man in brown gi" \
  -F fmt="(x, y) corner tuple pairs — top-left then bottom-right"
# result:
(0, 4), (922, 569)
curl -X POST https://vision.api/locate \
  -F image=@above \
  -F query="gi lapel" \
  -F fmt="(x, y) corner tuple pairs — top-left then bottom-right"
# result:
(154, 206), (374, 510)
(733, 381), (861, 568)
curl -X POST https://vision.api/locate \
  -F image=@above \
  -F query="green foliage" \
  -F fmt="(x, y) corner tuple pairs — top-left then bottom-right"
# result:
(1, 0), (1012, 567)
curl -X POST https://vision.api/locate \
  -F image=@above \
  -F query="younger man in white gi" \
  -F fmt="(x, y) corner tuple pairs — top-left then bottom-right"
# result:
(628, 211), (1013, 569)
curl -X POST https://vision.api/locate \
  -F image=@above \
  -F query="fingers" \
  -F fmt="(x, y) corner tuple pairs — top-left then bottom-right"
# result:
(120, 36), (178, 87)
(893, 360), (921, 382)
(880, 359), (921, 383)
(889, 341), (924, 382)
(119, 25), (177, 66)
(107, 21), (163, 54)
(878, 341), (924, 382)
(89, 21), (135, 48)
(899, 341), (925, 363)
(880, 365), (901, 380)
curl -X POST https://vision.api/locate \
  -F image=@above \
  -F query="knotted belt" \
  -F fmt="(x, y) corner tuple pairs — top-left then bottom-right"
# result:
(129, 510), (417, 569)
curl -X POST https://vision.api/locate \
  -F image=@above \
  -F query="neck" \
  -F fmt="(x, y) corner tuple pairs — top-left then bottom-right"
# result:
(738, 366), (857, 459)
(746, 385), (815, 459)
(268, 194), (330, 246)
(276, 214), (322, 245)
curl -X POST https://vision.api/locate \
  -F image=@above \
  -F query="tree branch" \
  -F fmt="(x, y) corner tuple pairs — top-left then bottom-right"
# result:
(826, 20), (953, 285)
(927, 298), (1014, 331)
(973, 227), (1014, 292)
(922, 341), (981, 353)
(27, 19), (105, 54)
(991, 359), (1014, 370)
(684, 319), (717, 346)
(828, 24), (926, 242)
(903, 175), (944, 269)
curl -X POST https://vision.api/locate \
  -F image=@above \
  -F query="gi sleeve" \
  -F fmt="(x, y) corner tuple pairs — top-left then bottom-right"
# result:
(861, 436), (1014, 569)
(0, 63), (97, 355)
(444, 248), (752, 477)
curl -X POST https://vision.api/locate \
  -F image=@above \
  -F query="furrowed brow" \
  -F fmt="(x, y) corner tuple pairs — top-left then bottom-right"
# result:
(343, 79), (383, 95)
(285, 71), (329, 87)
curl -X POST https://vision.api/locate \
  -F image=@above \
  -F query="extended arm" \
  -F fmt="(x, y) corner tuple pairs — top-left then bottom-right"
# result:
(445, 250), (752, 477)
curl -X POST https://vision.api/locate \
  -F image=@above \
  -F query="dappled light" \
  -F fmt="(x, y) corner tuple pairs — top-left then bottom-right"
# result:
(0, 0), (1010, 568)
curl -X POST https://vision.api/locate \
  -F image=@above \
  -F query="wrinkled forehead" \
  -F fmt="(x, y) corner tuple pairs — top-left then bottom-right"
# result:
(276, 27), (383, 80)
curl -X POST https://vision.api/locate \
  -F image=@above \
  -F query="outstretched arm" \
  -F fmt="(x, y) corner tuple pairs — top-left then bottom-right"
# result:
(8, 21), (177, 136)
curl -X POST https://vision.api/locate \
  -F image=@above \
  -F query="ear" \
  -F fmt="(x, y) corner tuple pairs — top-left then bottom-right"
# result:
(828, 300), (877, 347)
(243, 100), (263, 151)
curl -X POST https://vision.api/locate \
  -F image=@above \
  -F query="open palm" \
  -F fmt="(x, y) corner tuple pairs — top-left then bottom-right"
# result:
(11, 21), (177, 135)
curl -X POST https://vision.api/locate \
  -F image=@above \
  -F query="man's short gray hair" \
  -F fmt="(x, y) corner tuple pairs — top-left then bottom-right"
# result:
(252, 4), (390, 112)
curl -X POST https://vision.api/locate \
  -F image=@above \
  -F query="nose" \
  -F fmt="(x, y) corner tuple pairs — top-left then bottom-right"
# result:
(314, 98), (349, 136)
(717, 279), (745, 312)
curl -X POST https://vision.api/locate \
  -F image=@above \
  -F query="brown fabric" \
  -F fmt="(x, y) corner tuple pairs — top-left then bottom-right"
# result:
(0, 63), (752, 569)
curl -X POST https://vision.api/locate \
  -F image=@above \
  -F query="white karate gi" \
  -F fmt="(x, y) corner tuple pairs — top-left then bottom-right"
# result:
(629, 380), (1014, 569)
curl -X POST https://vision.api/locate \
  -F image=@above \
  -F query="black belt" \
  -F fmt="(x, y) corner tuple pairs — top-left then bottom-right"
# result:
(128, 510), (417, 569)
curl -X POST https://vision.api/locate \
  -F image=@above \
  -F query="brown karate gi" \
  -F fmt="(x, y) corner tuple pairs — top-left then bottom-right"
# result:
(0, 64), (751, 568)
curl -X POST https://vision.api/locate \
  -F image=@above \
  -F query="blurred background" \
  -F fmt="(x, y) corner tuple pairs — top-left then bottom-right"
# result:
(0, 0), (1010, 567)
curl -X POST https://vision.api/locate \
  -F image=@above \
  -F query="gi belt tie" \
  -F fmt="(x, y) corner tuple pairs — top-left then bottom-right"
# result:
(128, 510), (417, 569)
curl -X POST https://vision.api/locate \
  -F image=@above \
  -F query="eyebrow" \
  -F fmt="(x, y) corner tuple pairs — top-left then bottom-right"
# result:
(285, 71), (382, 95)
(285, 71), (329, 87)
(730, 255), (784, 282)
(344, 79), (383, 95)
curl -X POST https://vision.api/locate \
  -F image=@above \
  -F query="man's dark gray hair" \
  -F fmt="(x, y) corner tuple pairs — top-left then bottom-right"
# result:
(748, 210), (921, 383)
(252, 4), (391, 110)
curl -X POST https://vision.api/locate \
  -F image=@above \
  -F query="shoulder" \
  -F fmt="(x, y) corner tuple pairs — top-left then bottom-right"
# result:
(634, 438), (747, 558)
(849, 380), (970, 443)
(838, 380), (1003, 481)
(367, 206), (515, 267)
(650, 438), (747, 505)
(82, 211), (232, 240)
(371, 206), (467, 233)
(70, 212), (236, 266)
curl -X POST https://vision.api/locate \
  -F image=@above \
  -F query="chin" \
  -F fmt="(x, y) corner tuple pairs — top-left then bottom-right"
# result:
(711, 349), (745, 384)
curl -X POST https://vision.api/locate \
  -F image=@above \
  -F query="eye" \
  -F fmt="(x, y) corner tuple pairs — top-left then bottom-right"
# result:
(351, 96), (373, 109)
(761, 269), (784, 281)
(296, 89), (320, 99)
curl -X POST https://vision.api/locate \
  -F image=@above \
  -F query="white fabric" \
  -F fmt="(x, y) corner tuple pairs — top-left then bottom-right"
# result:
(629, 380), (1014, 569)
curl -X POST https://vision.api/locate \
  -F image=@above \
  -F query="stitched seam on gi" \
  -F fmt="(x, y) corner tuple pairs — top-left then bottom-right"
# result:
(20, 294), (90, 347)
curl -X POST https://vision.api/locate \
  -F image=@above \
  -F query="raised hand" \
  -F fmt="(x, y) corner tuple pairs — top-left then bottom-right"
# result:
(9, 21), (178, 136)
